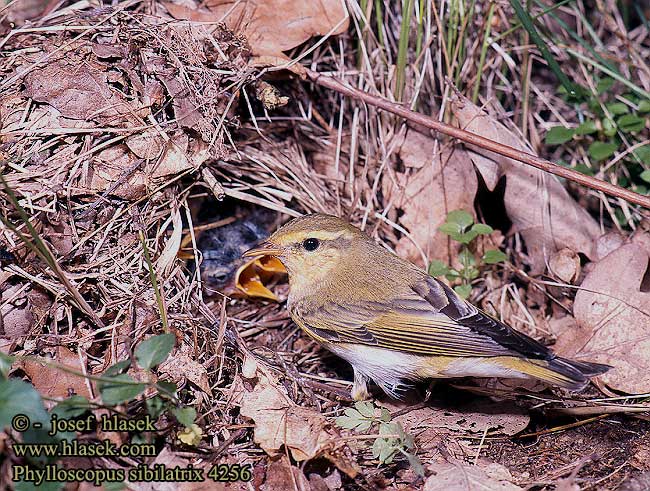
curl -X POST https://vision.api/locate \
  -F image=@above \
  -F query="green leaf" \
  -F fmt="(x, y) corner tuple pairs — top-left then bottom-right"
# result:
(633, 146), (650, 165)
(0, 352), (14, 379)
(596, 77), (614, 94)
(639, 100), (650, 113)
(335, 415), (359, 430)
(458, 248), (476, 267)
(155, 380), (177, 398)
(446, 210), (474, 229)
(617, 114), (646, 133)
(171, 406), (196, 427)
(575, 120), (598, 135)
(354, 401), (375, 418)
(344, 407), (362, 419)
(105, 359), (131, 377)
(483, 249), (507, 264)
(471, 223), (493, 235)
(456, 230), (479, 244)
(0, 379), (49, 430)
(52, 395), (89, 419)
(135, 333), (175, 369)
(356, 420), (372, 432)
(445, 270), (461, 280)
(438, 222), (461, 236)
(606, 102), (629, 115)
(428, 260), (450, 277)
(588, 141), (618, 161)
(379, 444), (397, 464)
(454, 284), (472, 299)
(545, 126), (574, 145)
(372, 437), (387, 458)
(602, 118), (617, 136)
(574, 163), (595, 176)
(641, 170), (650, 183)
(146, 396), (166, 419)
(98, 374), (145, 405)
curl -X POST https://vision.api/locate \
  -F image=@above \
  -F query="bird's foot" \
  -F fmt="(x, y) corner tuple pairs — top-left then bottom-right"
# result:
(351, 369), (370, 401)
(424, 380), (437, 402)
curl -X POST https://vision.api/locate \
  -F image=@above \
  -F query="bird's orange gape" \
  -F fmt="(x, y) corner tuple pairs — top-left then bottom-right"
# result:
(243, 213), (610, 400)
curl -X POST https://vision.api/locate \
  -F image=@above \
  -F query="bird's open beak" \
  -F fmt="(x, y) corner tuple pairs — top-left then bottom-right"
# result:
(242, 241), (284, 258)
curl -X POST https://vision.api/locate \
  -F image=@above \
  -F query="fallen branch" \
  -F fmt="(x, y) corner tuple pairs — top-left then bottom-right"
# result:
(306, 69), (650, 210)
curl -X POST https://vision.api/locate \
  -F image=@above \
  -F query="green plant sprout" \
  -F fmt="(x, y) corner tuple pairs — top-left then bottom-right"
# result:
(428, 210), (507, 299)
(1, 334), (197, 490)
(545, 77), (650, 222)
(335, 401), (424, 477)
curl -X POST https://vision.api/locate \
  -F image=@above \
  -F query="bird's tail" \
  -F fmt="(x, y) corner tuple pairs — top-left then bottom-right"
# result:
(526, 357), (611, 391)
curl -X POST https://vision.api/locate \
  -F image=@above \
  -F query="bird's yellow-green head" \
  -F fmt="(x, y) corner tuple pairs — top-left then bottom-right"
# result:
(243, 214), (366, 292)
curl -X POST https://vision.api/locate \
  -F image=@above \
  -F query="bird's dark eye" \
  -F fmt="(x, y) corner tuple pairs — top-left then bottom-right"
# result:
(302, 238), (320, 251)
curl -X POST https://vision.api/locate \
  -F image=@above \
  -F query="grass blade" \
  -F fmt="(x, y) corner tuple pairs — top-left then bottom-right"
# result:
(508, 0), (580, 98)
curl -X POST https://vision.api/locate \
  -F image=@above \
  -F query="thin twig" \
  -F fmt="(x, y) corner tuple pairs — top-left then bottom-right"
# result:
(306, 69), (650, 209)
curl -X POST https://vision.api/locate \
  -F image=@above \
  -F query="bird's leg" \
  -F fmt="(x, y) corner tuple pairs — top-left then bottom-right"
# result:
(351, 368), (370, 401)
(424, 380), (437, 402)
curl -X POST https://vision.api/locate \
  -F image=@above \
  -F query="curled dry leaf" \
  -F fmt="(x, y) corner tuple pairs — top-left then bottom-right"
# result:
(570, 242), (650, 393)
(158, 347), (213, 396)
(163, 0), (349, 73)
(20, 346), (92, 400)
(548, 248), (581, 284)
(450, 94), (600, 273)
(382, 129), (478, 268)
(89, 133), (210, 199)
(23, 60), (144, 126)
(236, 366), (358, 477)
(0, 284), (51, 338)
(424, 460), (522, 491)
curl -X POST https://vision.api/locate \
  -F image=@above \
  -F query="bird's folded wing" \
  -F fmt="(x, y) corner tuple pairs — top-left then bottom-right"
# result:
(294, 276), (552, 360)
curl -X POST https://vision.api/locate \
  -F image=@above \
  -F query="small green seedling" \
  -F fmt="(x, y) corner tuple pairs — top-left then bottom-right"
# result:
(335, 401), (424, 477)
(546, 77), (650, 224)
(429, 210), (507, 299)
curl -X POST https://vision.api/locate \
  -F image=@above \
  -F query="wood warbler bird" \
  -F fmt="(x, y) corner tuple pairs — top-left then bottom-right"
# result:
(243, 214), (609, 400)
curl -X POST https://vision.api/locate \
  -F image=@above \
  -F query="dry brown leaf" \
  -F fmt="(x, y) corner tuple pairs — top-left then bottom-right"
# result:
(262, 456), (311, 491)
(0, 285), (50, 338)
(384, 399), (529, 438)
(236, 365), (357, 477)
(163, 0), (348, 72)
(382, 129), (477, 268)
(548, 248), (581, 284)
(450, 94), (600, 273)
(158, 347), (213, 396)
(21, 346), (92, 400)
(424, 460), (522, 491)
(23, 61), (144, 126)
(238, 372), (331, 461)
(125, 129), (165, 160)
(88, 133), (209, 199)
(570, 242), (650, 393)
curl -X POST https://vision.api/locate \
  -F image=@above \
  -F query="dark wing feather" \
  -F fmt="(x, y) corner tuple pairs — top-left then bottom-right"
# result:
(413, 277), (552, 360)
(291, 276), (554, 359)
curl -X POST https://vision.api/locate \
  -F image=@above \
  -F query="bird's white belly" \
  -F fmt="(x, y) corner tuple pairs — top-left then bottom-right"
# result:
(326, 343), (529, 392)
(328, 343), (424, 381)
